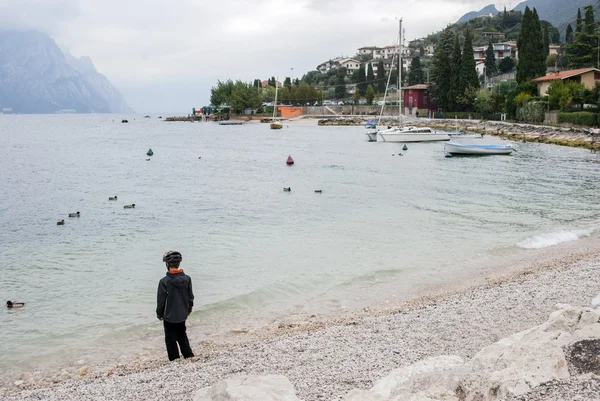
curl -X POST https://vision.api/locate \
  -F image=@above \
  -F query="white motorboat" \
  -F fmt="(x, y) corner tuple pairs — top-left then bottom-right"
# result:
(377, 126), (450, 142)
(444, 141), (514, 155)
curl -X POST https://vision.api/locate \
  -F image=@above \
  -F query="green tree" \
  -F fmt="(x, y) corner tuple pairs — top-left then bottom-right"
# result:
(429, 28), (455, 109)
(283, 77), (292, 89)
(499, 56), (515, 73)
(408, 56), (424, 85)
(356, 64), (367, 96)
(353, 89), (361, 104)
(566, 24), (574, 44)
(459, 27), (480, 110)
(210, 79), (235, 106)
(335, 74), (347, 99)
(365, 84), (375, 105)
(280, 87), (291, 105)
(367, 63), (375, 87)
(475, 89), (494, 115)
(516, 7), (546, 83)
(450, 33), (462, 110)
(543, 24), (550, 57)
(376, 60), (386, 93)
(485, 41), (497, 78)
(567, 6), (595, 68)
(229, 81), (261, 113)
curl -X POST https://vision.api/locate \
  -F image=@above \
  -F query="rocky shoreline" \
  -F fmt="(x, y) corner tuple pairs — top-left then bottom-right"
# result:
(318, 117), (600, 150)
(3, 246), (600, 401)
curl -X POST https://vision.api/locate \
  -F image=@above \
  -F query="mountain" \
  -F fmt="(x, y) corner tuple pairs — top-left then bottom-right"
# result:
(62, 50), (134, 113)
(513, 0), (600, 39)
(456, 5), (499, 24)
(0, 29), (133, 114)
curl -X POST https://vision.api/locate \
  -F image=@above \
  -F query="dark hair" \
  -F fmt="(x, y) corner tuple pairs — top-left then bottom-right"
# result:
(6, 301), (13, 307)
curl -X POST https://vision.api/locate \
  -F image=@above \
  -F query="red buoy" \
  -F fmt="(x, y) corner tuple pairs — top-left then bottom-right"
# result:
(286, 155), (294, 165)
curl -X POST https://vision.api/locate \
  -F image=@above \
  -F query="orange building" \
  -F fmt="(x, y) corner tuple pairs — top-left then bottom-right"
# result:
(277, 106), (302, 118)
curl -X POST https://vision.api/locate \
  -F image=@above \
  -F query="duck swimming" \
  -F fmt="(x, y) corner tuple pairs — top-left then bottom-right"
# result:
(283, 187), (291, 192)
(124, 204), (136, 209)
(57, 219), (65, 225)
(6, 301), (25, 308)
(109, 196), (118, 201)
(68, 211), (80, 217)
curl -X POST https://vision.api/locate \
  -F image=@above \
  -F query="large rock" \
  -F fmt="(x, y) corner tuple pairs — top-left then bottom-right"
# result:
(344, 307), (600, 401)
(193, 375), (303, 401)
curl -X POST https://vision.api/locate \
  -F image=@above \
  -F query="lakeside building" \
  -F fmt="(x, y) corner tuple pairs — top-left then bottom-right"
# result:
(403, 84), (438, 115)
(534, 68), (600, 96)
(261, 80), (283, 88)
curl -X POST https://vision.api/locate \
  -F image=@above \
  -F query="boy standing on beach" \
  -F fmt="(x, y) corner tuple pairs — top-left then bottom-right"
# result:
(156, 250), (195, 361)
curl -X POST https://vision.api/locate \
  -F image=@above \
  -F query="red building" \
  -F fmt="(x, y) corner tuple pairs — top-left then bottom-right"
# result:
(403, 84), (438, 114)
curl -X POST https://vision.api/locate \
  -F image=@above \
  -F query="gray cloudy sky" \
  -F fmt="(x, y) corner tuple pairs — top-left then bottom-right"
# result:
(1, 0), (519, 113)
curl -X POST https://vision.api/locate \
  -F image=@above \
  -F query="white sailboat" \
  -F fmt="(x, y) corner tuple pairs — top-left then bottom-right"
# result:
(376, 19), (450, 143)
(270, 77), (283, 130)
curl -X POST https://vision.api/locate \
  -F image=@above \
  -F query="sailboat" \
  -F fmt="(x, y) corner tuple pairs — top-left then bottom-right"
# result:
(270, 78), (283, 130)
(376, 19), (450, 143)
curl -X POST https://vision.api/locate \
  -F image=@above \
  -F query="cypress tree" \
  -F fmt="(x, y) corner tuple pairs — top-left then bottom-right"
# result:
(517, 7), (546, 83)
(459, 28), (479, 94)
(566, 24), (574, 44)
(450, 33), (462, 109)
(376, 60), (386, 93)
(568, 5), (595, 67)
(356, 64), (367, 96)
(485, 41), (497, 78)
(408, 56), (424, 85)
(429, 28), (454, 110)
(543, 24), (550, 57)
(367, 63), (375, 87)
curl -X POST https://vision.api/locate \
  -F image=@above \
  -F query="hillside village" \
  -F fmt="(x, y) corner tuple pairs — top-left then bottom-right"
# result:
(208, 3), (600, 128)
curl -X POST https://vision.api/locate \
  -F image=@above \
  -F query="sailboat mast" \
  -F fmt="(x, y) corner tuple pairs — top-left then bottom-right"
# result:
(398, 18), (402, 125)
(273, 76), (278, 119)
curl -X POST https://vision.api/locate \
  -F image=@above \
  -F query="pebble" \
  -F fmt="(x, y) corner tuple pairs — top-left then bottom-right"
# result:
(76, 367), (89, 376)
(3, 252), (600, 400)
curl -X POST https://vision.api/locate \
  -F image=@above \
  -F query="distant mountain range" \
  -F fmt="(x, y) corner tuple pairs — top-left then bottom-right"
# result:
(457, 1), (600, 40)
(0, 29), (133, 114)
(457, 5), (499, 24)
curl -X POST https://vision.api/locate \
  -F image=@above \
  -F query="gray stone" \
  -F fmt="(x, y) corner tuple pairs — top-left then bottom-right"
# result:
(193, 375), (303, 401)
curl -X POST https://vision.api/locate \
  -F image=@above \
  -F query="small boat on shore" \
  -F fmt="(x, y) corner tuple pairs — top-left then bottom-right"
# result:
(444, 141), (514, 156)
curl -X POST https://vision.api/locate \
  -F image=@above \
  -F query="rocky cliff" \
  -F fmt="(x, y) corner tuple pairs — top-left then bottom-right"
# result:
(0, 29), (133, 114)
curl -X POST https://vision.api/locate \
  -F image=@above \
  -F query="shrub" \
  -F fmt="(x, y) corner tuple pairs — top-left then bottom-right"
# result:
(557, 111), (597, 126)
(516, 101), (547, 123)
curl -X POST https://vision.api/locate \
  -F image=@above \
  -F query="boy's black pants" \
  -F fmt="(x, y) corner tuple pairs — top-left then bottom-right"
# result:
(163, 320), (194, 361)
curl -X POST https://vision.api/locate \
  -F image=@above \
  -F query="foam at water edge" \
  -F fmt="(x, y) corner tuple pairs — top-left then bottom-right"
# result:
(516, 229), (594, 249)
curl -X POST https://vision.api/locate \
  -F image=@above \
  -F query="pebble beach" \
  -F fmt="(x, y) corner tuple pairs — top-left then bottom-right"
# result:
(3, 244), (599, 401)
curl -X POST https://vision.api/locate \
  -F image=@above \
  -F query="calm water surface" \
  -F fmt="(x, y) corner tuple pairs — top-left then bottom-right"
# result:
(1, 114), (600, 373)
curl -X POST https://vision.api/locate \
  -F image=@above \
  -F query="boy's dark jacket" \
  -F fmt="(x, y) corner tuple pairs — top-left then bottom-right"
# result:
(156, 270), (194, 323)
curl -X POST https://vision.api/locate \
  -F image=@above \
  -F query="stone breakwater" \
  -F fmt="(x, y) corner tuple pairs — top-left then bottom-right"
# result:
(3, 248), (600, 401)
(318, 117), (600, 150)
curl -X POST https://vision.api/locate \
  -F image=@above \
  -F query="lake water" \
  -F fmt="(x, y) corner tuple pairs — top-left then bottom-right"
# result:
(2, 114), (600, 375)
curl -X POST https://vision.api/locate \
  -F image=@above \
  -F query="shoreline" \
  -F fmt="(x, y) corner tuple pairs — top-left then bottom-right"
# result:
(4, 243), (600, 400)
(317, 116), (600, 150)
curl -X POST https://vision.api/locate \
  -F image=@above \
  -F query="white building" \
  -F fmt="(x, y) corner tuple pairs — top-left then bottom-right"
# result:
(316, 57), (361, 75)
(473, 42), (513, 63)
(358, 46), (383, 59)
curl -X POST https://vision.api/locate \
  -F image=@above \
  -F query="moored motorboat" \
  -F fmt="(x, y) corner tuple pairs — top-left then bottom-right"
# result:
(444, 141), (514, 155)
(377, 126), (450, 142)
